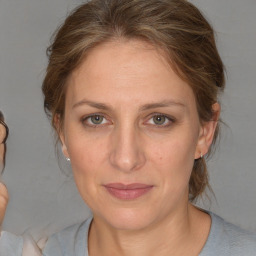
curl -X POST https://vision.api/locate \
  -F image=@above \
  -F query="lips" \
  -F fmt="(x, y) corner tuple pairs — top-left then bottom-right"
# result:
(103, 183), (153, 200)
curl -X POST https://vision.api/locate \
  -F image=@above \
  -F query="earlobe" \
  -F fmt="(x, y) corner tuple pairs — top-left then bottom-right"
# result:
(54, 114), (70, 159)
(60, 137), (70, 159)
(59, 131), (70, 159)
(195, 102), (220, 159)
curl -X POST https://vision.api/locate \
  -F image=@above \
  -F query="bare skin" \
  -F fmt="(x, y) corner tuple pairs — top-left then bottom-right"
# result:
(89, 204), (211, 256)
(60, 39), (219, 256)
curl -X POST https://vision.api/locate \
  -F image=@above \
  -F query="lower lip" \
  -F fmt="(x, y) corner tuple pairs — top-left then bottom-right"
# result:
(104, 186), (153, 200)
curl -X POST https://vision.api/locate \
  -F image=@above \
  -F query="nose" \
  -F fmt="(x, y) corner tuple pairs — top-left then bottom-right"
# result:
(109, 124), (146, 172)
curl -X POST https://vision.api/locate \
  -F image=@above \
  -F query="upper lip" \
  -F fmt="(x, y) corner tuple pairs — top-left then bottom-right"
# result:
(104, 183), (153, 190)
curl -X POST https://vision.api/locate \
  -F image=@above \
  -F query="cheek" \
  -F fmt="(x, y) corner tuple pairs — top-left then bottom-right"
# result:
(66, 135), (108, 191)
(149, 133), (197, 168)
(148, 133), (197, 191)
(68, 141), (98, 204)
(68, 132), (106, 167)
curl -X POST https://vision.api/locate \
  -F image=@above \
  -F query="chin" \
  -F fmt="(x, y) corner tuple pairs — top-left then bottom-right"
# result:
(99, 207), (157, 231)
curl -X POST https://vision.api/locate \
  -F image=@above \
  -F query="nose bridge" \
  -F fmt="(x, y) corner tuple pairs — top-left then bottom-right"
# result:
(109, 119), (145, 172)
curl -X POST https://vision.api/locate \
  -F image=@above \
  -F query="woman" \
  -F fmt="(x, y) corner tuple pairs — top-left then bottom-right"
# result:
(1, 0), (256, 255)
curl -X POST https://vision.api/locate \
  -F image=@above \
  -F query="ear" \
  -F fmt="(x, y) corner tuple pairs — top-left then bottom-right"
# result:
(59, 132), (70, 159)
(54, 114), (70, 159)
(195, 102), (220, 159)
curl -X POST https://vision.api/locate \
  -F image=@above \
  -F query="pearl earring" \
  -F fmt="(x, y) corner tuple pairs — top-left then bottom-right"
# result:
(66, 157), (70, 162)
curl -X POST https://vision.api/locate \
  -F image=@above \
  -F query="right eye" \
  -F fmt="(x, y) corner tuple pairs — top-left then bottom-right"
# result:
(82, 114), (110, 127)
(151, 115), (168, 125)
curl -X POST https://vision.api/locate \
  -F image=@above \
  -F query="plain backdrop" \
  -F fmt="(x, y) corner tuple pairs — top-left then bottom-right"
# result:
(0, 0), (256, 238)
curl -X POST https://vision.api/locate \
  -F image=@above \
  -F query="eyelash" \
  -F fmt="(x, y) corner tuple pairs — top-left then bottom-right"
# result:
(145, 113), (175, 128)
(81, 113), (176, 128)
(81, 113), (111, 128)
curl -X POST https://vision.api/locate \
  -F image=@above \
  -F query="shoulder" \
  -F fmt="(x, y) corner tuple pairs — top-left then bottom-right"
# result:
(42, 217), (92, 256)
(200, 212), (256, 256)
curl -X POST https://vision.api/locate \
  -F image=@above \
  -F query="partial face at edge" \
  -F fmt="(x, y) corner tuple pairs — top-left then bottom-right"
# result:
(0, 121), (7, 167)
(59, 39), (218, 230)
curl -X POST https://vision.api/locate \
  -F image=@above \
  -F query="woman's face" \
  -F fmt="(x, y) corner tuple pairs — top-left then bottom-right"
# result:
(60, 40), (216, 230)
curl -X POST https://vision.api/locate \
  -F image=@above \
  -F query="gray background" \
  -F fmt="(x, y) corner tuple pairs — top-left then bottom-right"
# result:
(0, 0), (255, 238)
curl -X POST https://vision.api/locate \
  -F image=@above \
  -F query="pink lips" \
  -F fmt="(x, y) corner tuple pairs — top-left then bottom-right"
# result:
(103, 183), (153, 200)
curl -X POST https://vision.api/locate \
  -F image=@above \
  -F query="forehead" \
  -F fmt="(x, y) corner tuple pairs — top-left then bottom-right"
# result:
(81, 39), (174, 76)
(67, 39), (196, 111)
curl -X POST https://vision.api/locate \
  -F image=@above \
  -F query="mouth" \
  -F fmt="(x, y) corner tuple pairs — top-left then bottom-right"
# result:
(103, 183), (154, 200)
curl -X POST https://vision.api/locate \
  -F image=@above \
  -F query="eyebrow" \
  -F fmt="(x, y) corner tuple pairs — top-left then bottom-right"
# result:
(72, 99), (185, 111)
(139, 100), (185, 111)
(72, 100), (111, 110)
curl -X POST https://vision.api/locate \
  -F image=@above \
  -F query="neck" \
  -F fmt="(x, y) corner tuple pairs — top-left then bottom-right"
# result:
(88, 204), (211, 256)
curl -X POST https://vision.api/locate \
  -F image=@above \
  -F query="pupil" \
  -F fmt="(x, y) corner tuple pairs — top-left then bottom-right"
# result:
(154, 116), (165, 125)
(92, 115), (103, 124)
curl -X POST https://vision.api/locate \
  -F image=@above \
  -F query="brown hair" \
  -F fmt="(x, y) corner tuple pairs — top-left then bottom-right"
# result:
(42, 0), (225, 201)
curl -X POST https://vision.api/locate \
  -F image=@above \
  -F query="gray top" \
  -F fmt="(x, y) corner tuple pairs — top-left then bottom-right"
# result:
(200, 213), (256, 256)
(0, 231), (23, 256)
(1, 212), (256, 255)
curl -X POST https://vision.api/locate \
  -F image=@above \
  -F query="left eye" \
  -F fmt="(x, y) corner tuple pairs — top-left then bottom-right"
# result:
(147, 115), (171, 126)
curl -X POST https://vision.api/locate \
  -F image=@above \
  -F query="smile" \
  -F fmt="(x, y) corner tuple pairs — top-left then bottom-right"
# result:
(103, 183), (154, 200)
